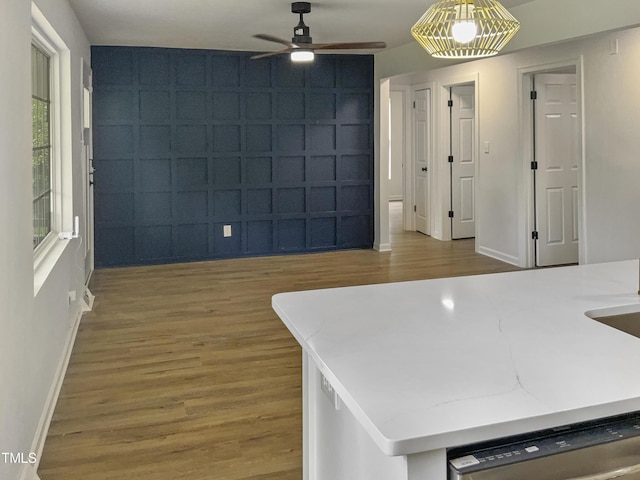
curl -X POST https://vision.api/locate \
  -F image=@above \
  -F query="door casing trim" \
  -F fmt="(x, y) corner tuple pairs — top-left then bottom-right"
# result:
(517, 57), (585, 268)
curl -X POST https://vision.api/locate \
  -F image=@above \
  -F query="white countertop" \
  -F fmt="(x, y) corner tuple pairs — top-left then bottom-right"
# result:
(272, 260), (640, 456)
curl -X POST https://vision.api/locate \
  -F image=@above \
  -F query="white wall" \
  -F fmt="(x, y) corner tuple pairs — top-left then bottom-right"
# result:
(0, 1), (90, 478)
(374, 79), (391, 252)
(581, 27), (640, 263)
(374, 1), (640, 266)
(388, 90), (405, 202)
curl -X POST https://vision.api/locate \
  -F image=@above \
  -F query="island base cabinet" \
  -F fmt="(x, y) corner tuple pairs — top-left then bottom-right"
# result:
(302, 351), (447, 480)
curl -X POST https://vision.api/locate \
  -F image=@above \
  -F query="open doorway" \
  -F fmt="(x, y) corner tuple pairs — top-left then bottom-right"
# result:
(383, 75), (480, 250)
(81, 60), (95, 283)
(387, 83), (433, 244)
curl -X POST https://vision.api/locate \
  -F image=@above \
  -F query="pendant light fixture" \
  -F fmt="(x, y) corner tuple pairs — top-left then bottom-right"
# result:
(411, 0), (520, 59)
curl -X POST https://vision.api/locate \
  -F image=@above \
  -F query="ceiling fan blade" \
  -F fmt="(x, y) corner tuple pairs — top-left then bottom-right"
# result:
(254, 34), (297, 49)
(250, 49), (292, 60)
(311, 41), (387, 50)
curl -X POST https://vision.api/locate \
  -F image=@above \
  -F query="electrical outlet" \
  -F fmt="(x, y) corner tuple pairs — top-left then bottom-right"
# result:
(223, 225), (232, 237)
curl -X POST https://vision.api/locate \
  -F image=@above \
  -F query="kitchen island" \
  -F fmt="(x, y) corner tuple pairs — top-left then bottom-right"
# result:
(272, 260), (640, 480)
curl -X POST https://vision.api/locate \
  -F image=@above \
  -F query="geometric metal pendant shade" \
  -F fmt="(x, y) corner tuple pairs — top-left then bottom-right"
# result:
(411, 0), (520, 59)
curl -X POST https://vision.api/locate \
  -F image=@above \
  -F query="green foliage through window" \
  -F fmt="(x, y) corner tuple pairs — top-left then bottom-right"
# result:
(32, 43), (52, 250)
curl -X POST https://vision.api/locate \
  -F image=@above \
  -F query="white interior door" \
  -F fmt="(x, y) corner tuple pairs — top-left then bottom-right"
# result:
(414, 88), (430, 235)
(82, 61), (94, 281)
(451, 85), (476, 239)
(534, 73), (579, 267)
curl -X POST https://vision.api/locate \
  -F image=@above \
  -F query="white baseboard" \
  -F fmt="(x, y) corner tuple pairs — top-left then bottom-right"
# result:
(477, 245), (520, 266)
(19, 463), (40, 480)
(374, 242), (392, 252)
(28, 295), (91, 476)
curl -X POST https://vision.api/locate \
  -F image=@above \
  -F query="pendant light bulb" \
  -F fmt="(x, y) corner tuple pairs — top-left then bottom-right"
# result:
(452, 2), (477, 43)
(452, 20), (477, 43)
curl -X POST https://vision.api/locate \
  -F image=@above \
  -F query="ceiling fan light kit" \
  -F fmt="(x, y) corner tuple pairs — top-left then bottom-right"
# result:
(290, 49), (315, 62)
(251, 2), (386, 61)
(411, 0), (520, 59)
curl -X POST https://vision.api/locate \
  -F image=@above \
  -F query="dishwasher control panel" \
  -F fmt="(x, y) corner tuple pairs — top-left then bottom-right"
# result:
(449, 411), (640, 475)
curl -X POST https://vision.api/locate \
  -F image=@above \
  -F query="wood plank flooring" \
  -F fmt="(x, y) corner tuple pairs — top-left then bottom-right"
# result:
(38, 203), (521, 480)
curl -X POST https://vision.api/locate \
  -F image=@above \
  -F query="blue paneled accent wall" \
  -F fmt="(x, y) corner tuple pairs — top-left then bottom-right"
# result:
(92, 46), (374, 267)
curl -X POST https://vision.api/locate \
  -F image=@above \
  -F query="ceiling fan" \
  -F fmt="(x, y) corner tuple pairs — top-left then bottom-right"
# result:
(251, 2), (386, 61)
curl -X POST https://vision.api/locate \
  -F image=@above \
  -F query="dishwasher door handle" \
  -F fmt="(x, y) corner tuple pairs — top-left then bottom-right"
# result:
(567, 464), (640, 480)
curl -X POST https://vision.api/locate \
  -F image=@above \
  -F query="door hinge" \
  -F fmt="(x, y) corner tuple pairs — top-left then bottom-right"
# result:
(414, 205), (417, 212)
(413, 101), (416, 109)
(531, 161), (538, 170)
(530, 90), (537, 100)
(448, 99), (453, 107)
(448, 155), (454, 163)
(532, 231), (539, 240)
(449, 211), (454, 218)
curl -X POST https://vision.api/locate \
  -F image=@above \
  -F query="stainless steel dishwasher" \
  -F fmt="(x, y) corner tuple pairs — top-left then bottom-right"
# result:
(448, 411), (640, 480)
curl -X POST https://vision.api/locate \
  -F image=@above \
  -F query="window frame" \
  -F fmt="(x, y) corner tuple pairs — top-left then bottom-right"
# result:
(31, 3), (72, 285)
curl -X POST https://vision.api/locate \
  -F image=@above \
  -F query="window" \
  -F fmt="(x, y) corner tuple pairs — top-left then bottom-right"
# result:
(31, 2), (75, 292)
(32, 43), (52, 250)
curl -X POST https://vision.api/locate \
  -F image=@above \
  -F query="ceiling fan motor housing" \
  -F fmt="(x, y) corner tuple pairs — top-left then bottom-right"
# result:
(291, 2), (311, 14)
(292, 2), (312, 44)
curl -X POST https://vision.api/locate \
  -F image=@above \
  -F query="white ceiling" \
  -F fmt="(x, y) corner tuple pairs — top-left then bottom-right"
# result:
(67, 0), (536, 54)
